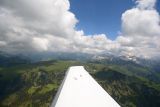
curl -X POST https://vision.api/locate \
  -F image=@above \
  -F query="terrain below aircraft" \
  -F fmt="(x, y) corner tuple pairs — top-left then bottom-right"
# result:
(51, 66), (120, 107)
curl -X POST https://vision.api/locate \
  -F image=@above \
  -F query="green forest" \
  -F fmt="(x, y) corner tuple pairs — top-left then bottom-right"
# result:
(0, 60), (160, 107)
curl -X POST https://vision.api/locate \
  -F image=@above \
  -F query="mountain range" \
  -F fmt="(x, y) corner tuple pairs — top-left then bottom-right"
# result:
(0, 52), (160, 107)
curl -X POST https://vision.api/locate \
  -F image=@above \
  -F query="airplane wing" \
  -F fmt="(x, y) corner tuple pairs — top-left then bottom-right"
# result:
(51, 66), (120, 107)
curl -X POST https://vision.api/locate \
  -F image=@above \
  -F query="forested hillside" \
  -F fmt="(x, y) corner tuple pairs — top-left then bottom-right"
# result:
(0, 60), (160, 107)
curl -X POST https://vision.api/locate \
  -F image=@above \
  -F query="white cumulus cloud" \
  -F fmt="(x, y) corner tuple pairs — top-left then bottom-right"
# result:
(0, 0), (159, 59)
(118, 0), (160, 58)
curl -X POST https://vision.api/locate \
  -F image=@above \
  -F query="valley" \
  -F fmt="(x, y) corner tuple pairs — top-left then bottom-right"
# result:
(0, 60), (160, 107)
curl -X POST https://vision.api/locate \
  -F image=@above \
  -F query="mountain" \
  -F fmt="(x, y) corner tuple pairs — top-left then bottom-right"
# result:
(0, 56), (160, 107)
(90, 55), (160, 84)
(0, 52), (30, 67)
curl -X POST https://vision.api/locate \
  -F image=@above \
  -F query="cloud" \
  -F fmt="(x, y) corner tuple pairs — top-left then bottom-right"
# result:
(0, 0), (77, 54)
(0, 0), (159, 59)
(0, 0), (115, 55)
(136, 0), (156, 9)
(118, 0), (160, 58)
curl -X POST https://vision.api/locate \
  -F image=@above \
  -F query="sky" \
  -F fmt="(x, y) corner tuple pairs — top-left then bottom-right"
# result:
(70, 0), (160, 40)
(70, 0), (134, 40)
(0, 0), (160, 59)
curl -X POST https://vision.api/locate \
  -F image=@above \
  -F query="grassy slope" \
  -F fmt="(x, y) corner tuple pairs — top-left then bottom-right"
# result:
(0, 60), (160, 107)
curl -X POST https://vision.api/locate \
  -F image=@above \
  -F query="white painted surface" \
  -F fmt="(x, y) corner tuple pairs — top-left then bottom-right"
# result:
(51, 66), (120, 107)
